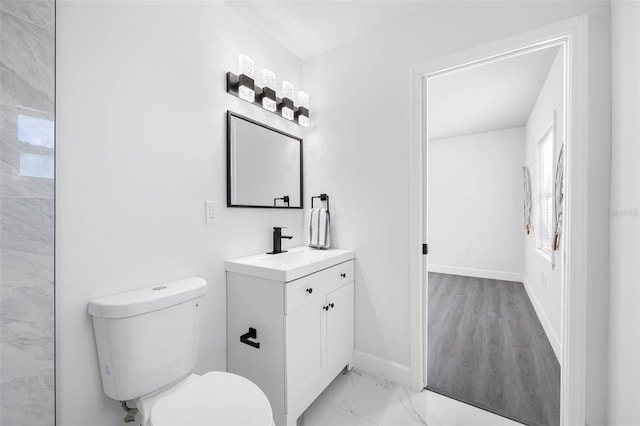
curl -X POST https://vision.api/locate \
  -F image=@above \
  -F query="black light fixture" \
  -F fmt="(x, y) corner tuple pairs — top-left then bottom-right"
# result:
(296, 91), (310, 127)
(279, 81), (295, 121)
(278, 98), (295, 121)
(259, 69), (277, 112)
(295, 107), (309, 128)
(226, 55), (310, 127)
(236, 54), (255, 103)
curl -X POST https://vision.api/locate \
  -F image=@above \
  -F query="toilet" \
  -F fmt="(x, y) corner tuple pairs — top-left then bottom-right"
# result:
(88, 277), (274, 426)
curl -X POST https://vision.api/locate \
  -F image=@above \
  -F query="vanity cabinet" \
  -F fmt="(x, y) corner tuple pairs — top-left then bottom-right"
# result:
(227, 257), (354, 426)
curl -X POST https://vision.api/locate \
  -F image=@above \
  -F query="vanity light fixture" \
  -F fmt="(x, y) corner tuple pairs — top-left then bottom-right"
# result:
(226, 58), (309, 126)
(237, 54), (255, 103)
(296, 91), (310, 127)
(280, 81), (295, 121)
(260, 69), (277, 112)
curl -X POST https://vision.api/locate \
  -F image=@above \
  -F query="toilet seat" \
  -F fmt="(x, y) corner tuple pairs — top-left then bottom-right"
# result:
(148, 372), (273, 426)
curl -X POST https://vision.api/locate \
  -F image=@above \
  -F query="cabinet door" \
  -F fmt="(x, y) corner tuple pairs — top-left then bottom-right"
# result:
(326, 282), (354, 372)
(285, 298), (326, 416)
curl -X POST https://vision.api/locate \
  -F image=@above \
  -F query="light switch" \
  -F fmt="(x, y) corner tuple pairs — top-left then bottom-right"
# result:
(205, 201), (218, 224)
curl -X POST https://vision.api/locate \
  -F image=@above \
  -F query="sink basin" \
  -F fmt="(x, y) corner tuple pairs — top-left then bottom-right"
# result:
(225, 246), (355, 282)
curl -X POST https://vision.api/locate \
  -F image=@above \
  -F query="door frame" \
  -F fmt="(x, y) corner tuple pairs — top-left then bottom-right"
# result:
(408, 16), (588, 426)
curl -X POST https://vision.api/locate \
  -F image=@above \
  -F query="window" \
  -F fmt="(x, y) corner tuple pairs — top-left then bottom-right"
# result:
(17, 113), (54, 179)
(538, 128), (555, 257)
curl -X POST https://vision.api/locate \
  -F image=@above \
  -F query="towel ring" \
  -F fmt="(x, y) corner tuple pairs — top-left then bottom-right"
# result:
(311, 194), (329, 211)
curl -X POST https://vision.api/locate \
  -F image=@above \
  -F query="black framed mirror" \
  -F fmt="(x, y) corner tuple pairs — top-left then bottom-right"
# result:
(227, 111), (303, 208)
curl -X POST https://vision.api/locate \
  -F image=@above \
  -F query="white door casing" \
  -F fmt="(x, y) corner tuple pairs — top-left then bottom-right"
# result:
(408, 15), (588, 426)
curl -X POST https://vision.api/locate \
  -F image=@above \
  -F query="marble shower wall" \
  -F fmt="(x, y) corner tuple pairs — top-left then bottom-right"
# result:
(0, 0), (55, 425)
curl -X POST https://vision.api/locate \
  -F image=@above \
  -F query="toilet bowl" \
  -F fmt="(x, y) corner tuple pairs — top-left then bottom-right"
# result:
(88, 277), (274, 426)
(135, 372), (273, 426)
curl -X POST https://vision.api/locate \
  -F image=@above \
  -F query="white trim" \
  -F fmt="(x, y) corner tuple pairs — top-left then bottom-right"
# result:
(523, 275), (562, 363)
(353, 350), (411, 387)
(536, 246), (554, 265)
(408, 43), (425, 393)
(427, 265), (523, 283)
(560, 15), (588, 426)
(409, 15), (588, 426)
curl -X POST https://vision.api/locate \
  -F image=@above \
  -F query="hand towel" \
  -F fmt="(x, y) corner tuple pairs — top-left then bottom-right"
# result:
(309, 208), (331, 249)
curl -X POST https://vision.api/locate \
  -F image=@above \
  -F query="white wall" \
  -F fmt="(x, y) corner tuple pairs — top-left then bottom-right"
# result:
(302, 2), (611, 424)
(607, 1), (640, 424)
(427, 127), (525, 281)
(55, 2), (615, 424)
(522, 48), (564, 360)
(56, 2), (305, 425)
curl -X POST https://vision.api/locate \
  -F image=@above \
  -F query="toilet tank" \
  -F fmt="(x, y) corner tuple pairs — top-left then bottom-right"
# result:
(88, 277), (207, 401)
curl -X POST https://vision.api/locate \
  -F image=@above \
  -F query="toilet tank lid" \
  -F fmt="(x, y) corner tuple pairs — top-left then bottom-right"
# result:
(88, 277), (207, 319)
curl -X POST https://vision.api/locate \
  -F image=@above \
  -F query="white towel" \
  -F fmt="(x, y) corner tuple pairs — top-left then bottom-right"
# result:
(309, 208), (331, 249)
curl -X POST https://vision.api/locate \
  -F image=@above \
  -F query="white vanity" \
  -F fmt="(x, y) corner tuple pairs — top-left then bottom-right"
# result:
(226, 246), (355, 426)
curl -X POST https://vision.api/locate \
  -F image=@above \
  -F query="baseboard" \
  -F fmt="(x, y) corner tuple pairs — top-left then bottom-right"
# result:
(353, 350), (411, 387)
(522, 275), (561, 364)
(428, 264), (523, 283)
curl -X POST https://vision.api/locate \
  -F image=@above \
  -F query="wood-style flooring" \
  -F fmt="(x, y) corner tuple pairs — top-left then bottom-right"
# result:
(427, 272), (560, 426)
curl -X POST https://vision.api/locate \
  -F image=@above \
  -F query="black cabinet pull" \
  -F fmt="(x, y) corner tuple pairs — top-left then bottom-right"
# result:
(329, 303), (335, 308)
(340, 273), (346, 278)
(306, 288), (313, 293)
(240, 327), (260, 349)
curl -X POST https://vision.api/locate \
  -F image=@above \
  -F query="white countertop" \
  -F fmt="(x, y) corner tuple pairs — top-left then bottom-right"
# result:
(225, 246), (355, 282)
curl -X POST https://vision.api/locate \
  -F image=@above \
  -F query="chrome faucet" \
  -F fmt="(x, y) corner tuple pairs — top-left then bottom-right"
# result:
(267, 227), (293, 254)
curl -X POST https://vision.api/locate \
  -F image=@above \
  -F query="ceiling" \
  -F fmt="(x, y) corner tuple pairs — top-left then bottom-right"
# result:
(224, 0), (430, 59)
(428, 46), (561, 140)
(225, 1), (561, 141)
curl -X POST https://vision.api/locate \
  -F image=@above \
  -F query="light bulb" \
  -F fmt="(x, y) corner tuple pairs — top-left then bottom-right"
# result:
(262, 69), (276, 89)
(261, 69), (277, 112)
(298, 91), (309, 109)
(282, 81), (294, 100)
(281, 81), (295, 120)
(282, 106), (294, 120)
(238, 54), (255, 103)
(298, 115), (310, 127)
(238, 54), (254, 78)
(296, 91), (310, 126)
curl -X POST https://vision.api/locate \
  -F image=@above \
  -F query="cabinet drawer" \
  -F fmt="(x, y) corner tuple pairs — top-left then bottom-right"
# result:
(285, 260), (354, 315)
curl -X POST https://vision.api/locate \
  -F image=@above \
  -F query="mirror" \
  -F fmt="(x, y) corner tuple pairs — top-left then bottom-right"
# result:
(227, 111), (303, 208)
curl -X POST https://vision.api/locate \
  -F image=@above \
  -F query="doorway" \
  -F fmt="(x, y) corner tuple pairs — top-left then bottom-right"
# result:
(425, 43), (563, 426)
(408, 16), (589, 426)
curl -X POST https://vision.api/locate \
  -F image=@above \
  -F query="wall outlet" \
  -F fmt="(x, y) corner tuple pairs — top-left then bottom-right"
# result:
(465, 247), (471, 255)
(541, 272), (547, 288)
(205, 201), (218, 224)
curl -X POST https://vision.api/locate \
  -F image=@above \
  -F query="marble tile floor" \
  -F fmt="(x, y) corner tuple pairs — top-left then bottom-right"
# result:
(303, 369), (525, 426)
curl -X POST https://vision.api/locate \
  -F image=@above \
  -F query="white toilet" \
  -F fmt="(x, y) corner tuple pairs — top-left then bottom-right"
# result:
(88, 277), (274, 426)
